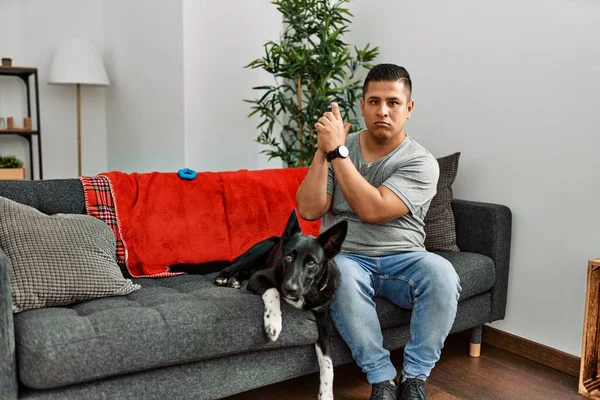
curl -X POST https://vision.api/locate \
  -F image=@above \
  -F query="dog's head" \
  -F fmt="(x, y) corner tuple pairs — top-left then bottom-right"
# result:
(278, 209), (347, 301)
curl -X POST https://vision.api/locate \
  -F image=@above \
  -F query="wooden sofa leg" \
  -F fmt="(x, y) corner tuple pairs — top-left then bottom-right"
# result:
(469, 325), (482, 357)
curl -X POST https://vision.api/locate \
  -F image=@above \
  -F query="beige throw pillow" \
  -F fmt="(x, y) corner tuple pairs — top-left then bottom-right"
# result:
(0, 196), (140, 313)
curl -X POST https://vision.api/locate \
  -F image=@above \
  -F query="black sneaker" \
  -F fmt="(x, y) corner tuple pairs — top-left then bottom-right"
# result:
(397, 378), (427, 400)
(369, 380), (397, 400)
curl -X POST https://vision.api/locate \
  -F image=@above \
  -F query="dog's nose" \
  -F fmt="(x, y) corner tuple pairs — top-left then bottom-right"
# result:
(284, 282), (299, 297)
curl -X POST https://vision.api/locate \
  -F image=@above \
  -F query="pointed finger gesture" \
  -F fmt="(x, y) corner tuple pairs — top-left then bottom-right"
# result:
(314, 102), (350, 154)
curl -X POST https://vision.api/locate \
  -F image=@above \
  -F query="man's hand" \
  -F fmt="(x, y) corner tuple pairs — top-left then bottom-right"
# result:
(314, 102), (351, 154)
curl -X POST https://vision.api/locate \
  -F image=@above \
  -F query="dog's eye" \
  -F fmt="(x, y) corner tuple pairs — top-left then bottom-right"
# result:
(306, 261), (316, 269)
(284, 255), (293, 262)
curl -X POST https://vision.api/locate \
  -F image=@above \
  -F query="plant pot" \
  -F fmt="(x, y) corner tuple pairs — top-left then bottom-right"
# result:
(0, 168), (25, 180)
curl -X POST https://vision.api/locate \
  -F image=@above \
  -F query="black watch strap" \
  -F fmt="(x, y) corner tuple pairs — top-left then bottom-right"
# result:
(326, 148), (340, 162)
(326, 145), (349, 162)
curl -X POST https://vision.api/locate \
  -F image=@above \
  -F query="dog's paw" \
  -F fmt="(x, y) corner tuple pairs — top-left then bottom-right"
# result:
(226, 277), (241, 289)
(214, 273), (229, 286)
(262, 288), (282, 342)
(264, 310), (282, 342)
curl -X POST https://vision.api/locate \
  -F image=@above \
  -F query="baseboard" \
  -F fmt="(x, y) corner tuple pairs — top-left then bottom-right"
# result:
(482, 325), (580, 378)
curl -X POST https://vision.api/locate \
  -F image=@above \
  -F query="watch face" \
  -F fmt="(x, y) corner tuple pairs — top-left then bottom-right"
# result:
(338, 145), (349, 158)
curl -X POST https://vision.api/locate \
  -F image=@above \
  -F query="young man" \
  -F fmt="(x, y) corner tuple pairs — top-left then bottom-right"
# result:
(296, 64), (461, 400)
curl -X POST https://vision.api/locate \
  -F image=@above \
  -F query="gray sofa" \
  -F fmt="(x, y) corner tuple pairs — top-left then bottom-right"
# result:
(0, 178), (512, 400)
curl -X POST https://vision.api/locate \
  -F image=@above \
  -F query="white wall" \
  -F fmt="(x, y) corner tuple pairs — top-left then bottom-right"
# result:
(348, 0), (600, 356)
(182, 0), (282, 171)
(0, 0), (107, 178)
(1, 0), (280, 177)
(103, 0), (185, 173)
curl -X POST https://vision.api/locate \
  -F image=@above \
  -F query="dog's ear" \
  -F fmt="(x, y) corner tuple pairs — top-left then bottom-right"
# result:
(282, 209), (302, 241)
(317, 220), (348, 259)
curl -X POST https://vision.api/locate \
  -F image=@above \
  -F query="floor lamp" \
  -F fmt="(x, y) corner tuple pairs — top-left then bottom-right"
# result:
(48, 38), (110, 176)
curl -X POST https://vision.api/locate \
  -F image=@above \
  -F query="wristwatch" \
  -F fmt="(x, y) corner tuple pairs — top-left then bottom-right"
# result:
(326, 145), (350, 162)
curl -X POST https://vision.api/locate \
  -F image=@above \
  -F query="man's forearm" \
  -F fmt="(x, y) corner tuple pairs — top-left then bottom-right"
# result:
(330, 157), (386, 223)
(296, 151), (330, 221)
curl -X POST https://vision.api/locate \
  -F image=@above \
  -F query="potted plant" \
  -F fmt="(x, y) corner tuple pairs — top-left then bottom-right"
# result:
(245, 0), (379, 167)
(0, 155), (26, 180)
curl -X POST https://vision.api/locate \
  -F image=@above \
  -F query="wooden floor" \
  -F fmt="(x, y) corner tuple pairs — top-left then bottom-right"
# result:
(226, 333), (584, 400)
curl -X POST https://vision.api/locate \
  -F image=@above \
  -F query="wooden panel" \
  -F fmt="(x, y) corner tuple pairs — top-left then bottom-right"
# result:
(580, 259), (600, 398)
(0, 66), (37, 75)
(0, 129), (38, 135)
(0, 168), (25, 180)
(481, 325), (581, 378)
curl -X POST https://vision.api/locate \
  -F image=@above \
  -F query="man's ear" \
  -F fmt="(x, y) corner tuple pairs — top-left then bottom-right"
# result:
(282, 209), (302, 241)
(407, 99), (415, 118)
(318, 220), (348, 259)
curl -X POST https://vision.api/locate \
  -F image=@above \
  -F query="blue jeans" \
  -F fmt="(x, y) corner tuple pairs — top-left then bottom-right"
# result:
(329, 251), (461, 384)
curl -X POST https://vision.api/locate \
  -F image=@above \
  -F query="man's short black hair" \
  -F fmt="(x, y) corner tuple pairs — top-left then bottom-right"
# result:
(363, 63), (412, 99)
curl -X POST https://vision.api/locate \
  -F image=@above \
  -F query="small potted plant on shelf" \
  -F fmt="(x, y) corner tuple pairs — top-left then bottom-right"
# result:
(0, 155), (25, 180)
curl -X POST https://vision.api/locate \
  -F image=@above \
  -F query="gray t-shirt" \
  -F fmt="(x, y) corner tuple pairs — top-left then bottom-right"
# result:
(322, 131), (439, 255)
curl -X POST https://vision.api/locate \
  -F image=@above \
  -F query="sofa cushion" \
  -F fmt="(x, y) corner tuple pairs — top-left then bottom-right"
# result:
(15, 252), (496, 390)
(367, 251), (496, 331)
(15, 273), (318, 390)
(0, 178), (85, 215)
(436, 251), (496, 301)
(0, 196), (141, 313)
(424, 152), (461, 252)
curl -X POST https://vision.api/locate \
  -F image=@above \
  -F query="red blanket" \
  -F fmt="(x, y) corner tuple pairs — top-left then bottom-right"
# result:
(101, 168), (320, 277)
(220, 168), (321, 258)
(102, 171), (232, 277)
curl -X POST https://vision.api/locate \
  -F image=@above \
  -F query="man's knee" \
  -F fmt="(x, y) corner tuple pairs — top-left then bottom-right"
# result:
(421, 254), (461, 301)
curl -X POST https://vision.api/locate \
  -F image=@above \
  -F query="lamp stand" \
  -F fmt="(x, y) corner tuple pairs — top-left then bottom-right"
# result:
(76, 83), (82, 176)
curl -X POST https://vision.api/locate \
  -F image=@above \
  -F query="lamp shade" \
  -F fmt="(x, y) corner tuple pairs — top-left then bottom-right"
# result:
(48, 38), (110, 86)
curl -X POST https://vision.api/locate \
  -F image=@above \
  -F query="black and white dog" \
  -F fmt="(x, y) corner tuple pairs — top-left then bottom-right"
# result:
(170, 210), (347, 400)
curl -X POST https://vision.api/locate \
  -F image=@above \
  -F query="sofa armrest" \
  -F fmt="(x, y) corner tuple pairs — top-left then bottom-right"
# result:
(451, 199), (512, 322)
(0, 249), (17, 400)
